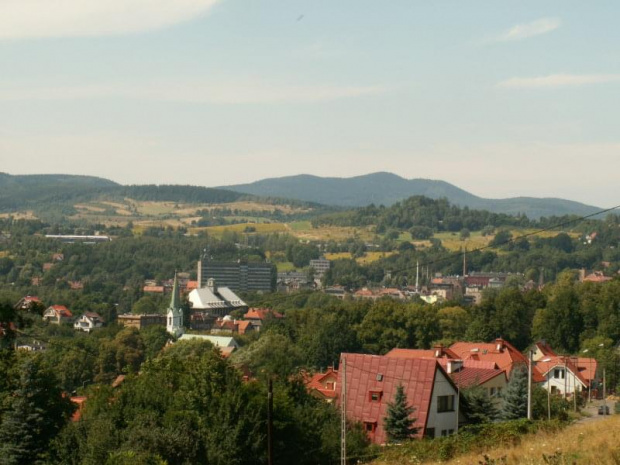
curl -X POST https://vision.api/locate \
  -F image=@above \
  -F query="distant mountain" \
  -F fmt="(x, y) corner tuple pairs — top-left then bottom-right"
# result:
(221, 172), (601, 218)
(0, 174), (247, 212)
(0, 173), (119, 210)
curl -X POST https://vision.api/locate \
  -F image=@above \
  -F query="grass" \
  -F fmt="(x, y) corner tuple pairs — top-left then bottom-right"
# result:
(189, 222), (288, 237)
(372, 415), (620, 465)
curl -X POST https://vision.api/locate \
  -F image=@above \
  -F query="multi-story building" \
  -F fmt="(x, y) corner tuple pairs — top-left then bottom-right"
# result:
(197, 260), (274, 293)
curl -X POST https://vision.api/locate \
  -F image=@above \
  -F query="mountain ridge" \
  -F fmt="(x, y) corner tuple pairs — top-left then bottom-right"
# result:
(221, 172), (601, 218)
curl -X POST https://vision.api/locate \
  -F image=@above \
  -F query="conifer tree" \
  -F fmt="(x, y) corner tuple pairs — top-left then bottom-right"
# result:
(461, 385), (498, 424)
(383, 383), (418, 443)
(500, 364), (528, 420)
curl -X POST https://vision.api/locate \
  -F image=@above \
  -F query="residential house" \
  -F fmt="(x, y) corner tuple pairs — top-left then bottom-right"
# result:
(323, 286), (347, 300)
(43, 305), (73, 325)
(450, 338), (544, 382)
(535, 356), (589, 397)
(385, 347), (507, 408)
(305, 367), (338, 402)
(14, 295), (42, 311)
(243, 308), (283, 331)
(337, 353), (460, 443)
(74, 312), (104, 333)
(117, 314), (166, 330)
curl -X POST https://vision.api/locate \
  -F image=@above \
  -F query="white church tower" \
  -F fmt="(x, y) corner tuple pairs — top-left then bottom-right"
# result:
(167, 273), (184, 337)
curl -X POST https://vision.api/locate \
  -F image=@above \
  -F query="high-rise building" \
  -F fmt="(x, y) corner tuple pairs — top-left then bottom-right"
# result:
(197, 260), (274, 293)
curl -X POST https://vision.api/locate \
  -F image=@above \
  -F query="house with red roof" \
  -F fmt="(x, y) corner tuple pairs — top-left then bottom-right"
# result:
(306, 367), (338, 402)
(70, 396), (87, 422)
(337, 353), (460, 444)
(386, 347), (507, 407)
(14, 295), (42, 311)
(243, 308), (283, 331)
(535, 356), (589, 397)
(450, 338), (544, 383)
(43, 305), (73, 325)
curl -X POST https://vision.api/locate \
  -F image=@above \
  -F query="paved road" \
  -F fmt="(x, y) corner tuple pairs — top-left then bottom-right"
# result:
(576, 399), (616, 424)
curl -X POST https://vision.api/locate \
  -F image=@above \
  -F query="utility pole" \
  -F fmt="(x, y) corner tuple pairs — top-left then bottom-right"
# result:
(415, 261), (419, 293)
(603, 366), (607, 415)
(462, 247), (467, 277)
(527, 350), (533, 420)
(268, 378), (273, 465)
(341, 357), (347, 465)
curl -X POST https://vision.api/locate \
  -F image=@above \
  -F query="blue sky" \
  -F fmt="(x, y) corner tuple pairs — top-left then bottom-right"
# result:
(0, 0), (618, 206)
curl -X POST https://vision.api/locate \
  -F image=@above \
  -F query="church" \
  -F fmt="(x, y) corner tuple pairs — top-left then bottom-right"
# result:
(166, 273), (184, 337)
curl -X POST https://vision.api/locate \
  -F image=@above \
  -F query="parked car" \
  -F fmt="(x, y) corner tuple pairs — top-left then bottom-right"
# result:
(598, 405), (610, 415)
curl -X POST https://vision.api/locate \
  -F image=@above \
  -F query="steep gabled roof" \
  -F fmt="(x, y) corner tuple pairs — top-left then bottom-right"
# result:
(306, 367), (338, 399)
(535, 356), (590, 387)
(47, 305), (73, 318)
(244, 308), (283, 320)
(337, 353), (452, 444)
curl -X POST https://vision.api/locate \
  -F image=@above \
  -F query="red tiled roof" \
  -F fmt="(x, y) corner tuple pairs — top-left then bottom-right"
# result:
(575, 357), (598, 383)
(143, 285), (165, 293)
(535, 356), (590, 387)
(70, 396), (87, 422)
(49, 305), (73, 318)
(450, 339), (544, 383)
(237, 320), (253, 335)
(244, 308), (283, 320)
(436, 360), (506, 388)
(534, 341), (556, 358)
(186, 280), (199, 290)
(337, 354), (452, 444)
(306, 367), (338, 399)
(354, 288), (375, 297)
(386, 347), (459, 360)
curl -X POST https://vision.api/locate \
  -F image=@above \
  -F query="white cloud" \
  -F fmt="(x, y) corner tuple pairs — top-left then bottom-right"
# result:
(497, 74), (620, 89)
(498, 18), (561, 41)
(0, 80), (385, 104)
(0, 0), (220, 40)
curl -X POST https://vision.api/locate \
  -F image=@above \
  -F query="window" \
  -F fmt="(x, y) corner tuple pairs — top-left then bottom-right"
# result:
(489, 387), (496, 397)
(325, 382), (335, 391)
(364, 422), (377, 434)
(424, 428), (435, 439)
(554, 369), (565, 379)
(437, 395), (455, 413)
(369, 391), (382, 402)
(441, 429), (455, 437)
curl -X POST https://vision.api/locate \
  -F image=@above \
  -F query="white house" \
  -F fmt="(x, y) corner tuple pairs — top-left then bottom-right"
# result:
(73, 312), (104, 333)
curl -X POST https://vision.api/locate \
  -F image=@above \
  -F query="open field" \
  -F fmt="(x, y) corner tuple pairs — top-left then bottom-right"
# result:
(0, 211), (38, 220)
(287, 222), (376, 242)
(189, 222), (288, 237)
(373, 414), (620, 465)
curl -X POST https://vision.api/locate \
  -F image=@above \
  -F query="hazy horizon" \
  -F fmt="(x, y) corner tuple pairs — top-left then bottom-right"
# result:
(1, 1), (619, 208)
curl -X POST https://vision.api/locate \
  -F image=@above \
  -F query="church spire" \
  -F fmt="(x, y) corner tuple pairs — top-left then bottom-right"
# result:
(170, 271), (181, 311)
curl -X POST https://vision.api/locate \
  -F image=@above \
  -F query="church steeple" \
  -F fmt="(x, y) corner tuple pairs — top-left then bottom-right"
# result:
(170, 272), (181, 311)
(167, 272), (184, 337)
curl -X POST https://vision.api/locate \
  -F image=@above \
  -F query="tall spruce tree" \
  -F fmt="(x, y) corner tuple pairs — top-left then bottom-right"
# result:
(0, 356), (73, 465)
(500, 364), (528, 420)
(383, 383), (418, 443)
(461, 385), (499, 424)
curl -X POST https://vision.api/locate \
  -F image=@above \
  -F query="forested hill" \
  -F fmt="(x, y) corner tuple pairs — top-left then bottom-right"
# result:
(0, 173), (119, 210)
(222, 172), (600, 219)
(0, 173), (249, 211)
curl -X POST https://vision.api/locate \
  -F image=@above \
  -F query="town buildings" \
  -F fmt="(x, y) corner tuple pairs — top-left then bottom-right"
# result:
(197, 259), (274, 293)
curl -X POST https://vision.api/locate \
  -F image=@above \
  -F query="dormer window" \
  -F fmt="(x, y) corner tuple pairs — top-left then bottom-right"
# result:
(369, 390), (383, 402)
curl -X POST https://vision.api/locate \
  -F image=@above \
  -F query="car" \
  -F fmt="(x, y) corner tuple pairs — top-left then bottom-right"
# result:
(598, 405), (610, 415)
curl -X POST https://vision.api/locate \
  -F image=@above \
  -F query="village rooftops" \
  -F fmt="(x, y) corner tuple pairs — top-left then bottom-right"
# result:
(450, 338), (544, 382)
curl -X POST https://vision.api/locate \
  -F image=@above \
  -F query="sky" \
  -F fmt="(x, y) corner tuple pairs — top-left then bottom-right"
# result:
(0, 0), (618, 207)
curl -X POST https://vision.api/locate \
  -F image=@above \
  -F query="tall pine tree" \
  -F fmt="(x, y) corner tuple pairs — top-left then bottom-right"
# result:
(383, 383), (418, 443)
(500, 364), (528, 420)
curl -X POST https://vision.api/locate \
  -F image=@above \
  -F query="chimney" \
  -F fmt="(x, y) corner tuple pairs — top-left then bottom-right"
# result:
(495, 338), (505, 352)
(433, 344), (444, 358)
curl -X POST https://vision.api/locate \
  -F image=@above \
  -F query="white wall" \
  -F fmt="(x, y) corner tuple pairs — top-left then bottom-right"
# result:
(426, 369), (459, 438)
(542, 367), (584, 396)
